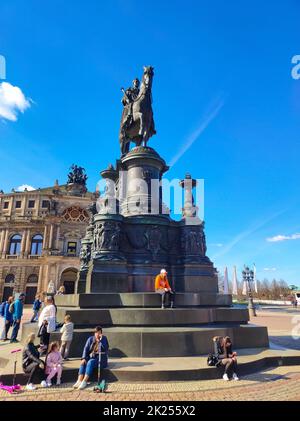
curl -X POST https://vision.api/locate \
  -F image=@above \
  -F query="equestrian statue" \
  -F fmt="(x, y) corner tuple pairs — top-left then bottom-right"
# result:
(119, 66), (156, 156)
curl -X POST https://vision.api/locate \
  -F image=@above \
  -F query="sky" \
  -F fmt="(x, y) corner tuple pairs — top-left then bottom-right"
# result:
(0, 0), (300, 285)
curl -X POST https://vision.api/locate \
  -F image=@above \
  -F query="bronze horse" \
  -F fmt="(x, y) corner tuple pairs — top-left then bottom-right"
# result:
(119, 66), (156, 155)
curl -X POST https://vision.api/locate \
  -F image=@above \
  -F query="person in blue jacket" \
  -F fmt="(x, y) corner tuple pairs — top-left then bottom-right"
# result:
(3, 296), (14, 341)
(30, 294), (42, 323)
(10, 292), (26, 343)
(73, 326), (109, 390)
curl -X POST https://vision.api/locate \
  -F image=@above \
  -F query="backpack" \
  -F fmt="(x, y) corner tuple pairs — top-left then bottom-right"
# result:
(0, 302), (6, 317)
(9, 302), (15, 314)
(207, 353), (220, 367)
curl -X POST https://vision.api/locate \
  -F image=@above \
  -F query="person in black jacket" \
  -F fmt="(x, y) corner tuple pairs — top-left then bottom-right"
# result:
(22, 333), (47, 390)
(213, 336), (239, 381)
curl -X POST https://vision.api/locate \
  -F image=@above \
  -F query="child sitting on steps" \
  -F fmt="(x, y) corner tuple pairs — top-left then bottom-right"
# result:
(45, 341), (63, 386)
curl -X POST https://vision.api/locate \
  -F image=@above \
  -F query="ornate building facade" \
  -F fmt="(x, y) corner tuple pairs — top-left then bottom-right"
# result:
(0, 167), (95, 303)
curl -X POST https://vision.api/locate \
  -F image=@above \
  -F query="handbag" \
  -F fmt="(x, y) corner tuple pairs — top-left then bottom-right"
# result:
(207, 353), (221, 367)
(37, 323), (47, 338)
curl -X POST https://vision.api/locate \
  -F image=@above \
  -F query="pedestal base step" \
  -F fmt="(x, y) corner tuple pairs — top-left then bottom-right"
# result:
(55, 307), (249, 327)
(21, 323), (269, 358)
(54, 292), (232, 308)
(2, 349), (300, 384)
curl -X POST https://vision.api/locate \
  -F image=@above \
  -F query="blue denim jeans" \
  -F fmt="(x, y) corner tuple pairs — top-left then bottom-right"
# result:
(11, 320), (20, 341)
(79, 357), (99, 378)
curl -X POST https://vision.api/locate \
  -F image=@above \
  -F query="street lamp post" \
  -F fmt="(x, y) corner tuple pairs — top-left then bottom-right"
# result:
(242, 266), (257, 317)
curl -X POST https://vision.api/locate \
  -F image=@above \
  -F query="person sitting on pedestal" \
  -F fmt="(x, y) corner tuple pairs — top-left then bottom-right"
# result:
(73, 326), (109, 390)
(213, 336), (239, 381)
(155, 269), (175, 309)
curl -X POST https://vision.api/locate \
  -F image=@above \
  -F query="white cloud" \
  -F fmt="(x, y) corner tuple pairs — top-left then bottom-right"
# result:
(16, 184), (36, 192)
(266, 233), (300, 242)
(209, 243), (223, 247)
(263, 267), (277, 272)
(0, 82), (31, 122)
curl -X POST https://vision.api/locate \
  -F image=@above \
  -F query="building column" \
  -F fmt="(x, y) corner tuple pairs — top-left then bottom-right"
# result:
(20, 266), (27, 293)
(42, 225), (48, 251)
(55, 225), (60, 250)
(0, 230), (4, 253)
(38, 265), (43, 293)
(2, 229), (9, 257)
(20, 229), (27, 257)
(24, 229), (31, 257)
(48, 224), (54, 250)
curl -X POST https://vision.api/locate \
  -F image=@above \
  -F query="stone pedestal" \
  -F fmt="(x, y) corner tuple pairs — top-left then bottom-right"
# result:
(50, 144), (270, 361)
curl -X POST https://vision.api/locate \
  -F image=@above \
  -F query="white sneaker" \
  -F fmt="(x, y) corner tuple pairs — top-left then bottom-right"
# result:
(78, 380), (88, 390)
(56, 379), (61, 386)
(25, 383), (36, 391)
(73, 379), (82, 389)
(46, 381), (52, 387)
(232, 373), (239, 381)
(40, 380), (47, 388)
(223, 373), (230, 381)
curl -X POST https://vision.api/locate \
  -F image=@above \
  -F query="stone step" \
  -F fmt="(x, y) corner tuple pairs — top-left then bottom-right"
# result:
(21, 323), (268, 358)
(3, 348), (299, 384)
(55, 306), (249, 327)
(54, 292), (232, 308)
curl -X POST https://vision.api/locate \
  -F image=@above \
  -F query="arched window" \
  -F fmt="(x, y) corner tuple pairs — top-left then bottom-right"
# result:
(5, 274), (15, 284)
(30, 234), (43, 255)
(9, 234), (22, 255)
(27, 274), (38, 283)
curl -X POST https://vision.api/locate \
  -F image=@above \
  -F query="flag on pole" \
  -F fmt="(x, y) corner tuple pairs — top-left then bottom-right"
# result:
(232, 266), (238, 295)
(223, 266), (229, 294)
(253, 263), (258, 293)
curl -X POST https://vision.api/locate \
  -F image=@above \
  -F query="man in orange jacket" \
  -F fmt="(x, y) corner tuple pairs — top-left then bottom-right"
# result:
(155, 269), (175, 309)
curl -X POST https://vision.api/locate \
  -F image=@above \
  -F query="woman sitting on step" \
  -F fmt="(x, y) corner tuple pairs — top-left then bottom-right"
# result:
(73, 326), (109, 390)
(22, 333), (47, 390)
(213, 336), (239, 381)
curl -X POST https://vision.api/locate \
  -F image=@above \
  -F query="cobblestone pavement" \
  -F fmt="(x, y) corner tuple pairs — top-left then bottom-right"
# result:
(1, 366), (300, 401)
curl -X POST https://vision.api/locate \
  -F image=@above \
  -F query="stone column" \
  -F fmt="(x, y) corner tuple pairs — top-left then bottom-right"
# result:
(0, 230), (4, 254)
(24, 229), (31, 257)
(38, 265), (43, 293)
(48, 224), (54, 250)
(20, 229), (27, 257)
(55, 225), (60, 250)
(2, 229), (9, 257)
(20, 266), (27, 293)
(42, 225), (48, 251)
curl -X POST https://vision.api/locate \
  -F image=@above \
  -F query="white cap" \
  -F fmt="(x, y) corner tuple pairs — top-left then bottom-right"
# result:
(160, 269), (167, 274)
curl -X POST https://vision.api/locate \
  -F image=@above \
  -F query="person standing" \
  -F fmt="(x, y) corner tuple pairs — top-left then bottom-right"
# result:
(60, 315), (74, 360)
(30, 294), (42, 323)
(10, 292), (26, 343)
(1, 296), (14, 341)
(38, 296), (56, 353)
(155, 269), (175, 309)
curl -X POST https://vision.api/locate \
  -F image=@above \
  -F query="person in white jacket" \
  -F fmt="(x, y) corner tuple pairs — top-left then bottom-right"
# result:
(38, 296), (56, 353)
(60, 315), (74, 360)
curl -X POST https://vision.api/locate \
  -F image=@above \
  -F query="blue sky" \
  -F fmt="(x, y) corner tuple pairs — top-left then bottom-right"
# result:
(0, 0), (300, 285)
